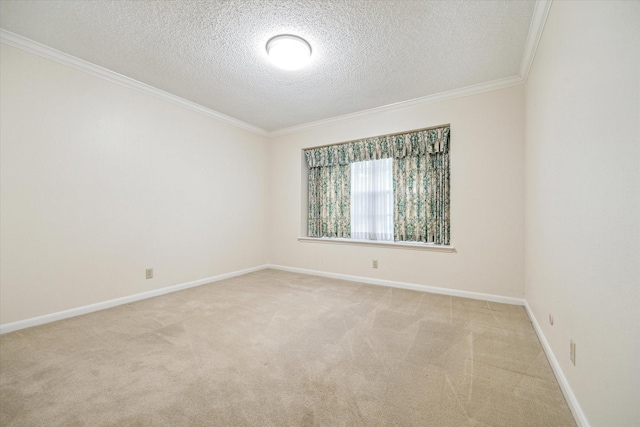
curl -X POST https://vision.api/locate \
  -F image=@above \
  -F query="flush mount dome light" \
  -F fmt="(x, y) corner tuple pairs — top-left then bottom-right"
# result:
(266, 34), (312, 70)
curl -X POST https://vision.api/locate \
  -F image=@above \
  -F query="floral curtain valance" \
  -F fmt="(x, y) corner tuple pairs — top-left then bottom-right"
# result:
(304, 126), (450, 168)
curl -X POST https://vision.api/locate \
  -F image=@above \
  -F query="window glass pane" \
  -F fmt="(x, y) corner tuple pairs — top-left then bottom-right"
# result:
(350, 158), (393, 241)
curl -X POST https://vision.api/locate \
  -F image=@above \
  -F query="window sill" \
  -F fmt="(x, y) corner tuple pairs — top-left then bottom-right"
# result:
(298, 237), (456, 252)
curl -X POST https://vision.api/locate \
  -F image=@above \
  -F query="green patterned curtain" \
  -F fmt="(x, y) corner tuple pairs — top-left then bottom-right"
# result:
(394, 155), (428, 242)
(427, 150), (450, 245)
(393, 150), (450, 245)
(393, 128), (450, 245)
(307, 164), (351, 238)
(304, 126), (450, 244)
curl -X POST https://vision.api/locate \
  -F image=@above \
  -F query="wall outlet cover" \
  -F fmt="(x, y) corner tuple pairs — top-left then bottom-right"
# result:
(570, 340), (576, 366)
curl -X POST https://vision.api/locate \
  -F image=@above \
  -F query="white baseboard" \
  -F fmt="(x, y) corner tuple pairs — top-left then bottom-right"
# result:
(2, 262), (587, 426)
(265, 264), (588, 425)
(0, 264), (270, 335)
(524, 301), (590, 427)
(265, 264), (525, 306)
(1, 264), (523, 335)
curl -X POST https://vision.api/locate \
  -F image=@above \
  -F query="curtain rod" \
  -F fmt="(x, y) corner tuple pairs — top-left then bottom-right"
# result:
(302, 123), (450, 151)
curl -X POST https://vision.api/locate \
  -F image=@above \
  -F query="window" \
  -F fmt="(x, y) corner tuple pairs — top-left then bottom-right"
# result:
(350, 158), (393, 241)
(305, 126), (450, 245)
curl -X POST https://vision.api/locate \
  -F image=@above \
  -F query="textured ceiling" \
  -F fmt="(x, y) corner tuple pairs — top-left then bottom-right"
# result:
(0, 0), (536, 132)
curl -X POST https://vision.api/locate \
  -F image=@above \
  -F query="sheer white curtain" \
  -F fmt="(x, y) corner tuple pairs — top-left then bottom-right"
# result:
(350, 158), (393, 241)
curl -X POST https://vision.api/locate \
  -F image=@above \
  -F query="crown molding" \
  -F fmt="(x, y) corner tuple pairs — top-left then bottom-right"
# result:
(268, 74), (524, 137)
(0, 29), (269, 137)
(519, 0), (553, 81)
(269, 0), (553, 138)
(2, 0), (552, 141)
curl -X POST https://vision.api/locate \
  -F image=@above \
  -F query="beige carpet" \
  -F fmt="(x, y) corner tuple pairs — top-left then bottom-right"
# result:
(0, 269), (576, 426)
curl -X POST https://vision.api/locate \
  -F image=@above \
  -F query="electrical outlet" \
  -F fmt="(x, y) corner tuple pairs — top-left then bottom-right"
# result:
(570, 340), (576, 366)
(549, 314), (554, 326)
(372, 260), (378, 269)
(146, 268), (153, 279)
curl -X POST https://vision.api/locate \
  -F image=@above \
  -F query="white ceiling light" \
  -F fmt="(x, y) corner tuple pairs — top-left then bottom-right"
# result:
(266, 34), (312, 71)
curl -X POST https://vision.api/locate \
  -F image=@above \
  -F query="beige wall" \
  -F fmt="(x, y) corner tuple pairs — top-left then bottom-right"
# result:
(269, 86), (525, 298)
(4, 5), (639, 423)
(524, 2), (640, 426)
(0, 44), (269, 324)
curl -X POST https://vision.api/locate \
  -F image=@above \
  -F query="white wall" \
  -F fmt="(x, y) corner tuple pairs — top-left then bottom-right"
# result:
(269, 86), (525, 298)
(0, 44), (269, 325)
(524, 2), (639, 426)
(5, 4), (638, 423)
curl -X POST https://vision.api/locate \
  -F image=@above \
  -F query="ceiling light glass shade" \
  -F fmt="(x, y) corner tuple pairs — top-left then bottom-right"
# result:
(266, 35), (312, 70)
